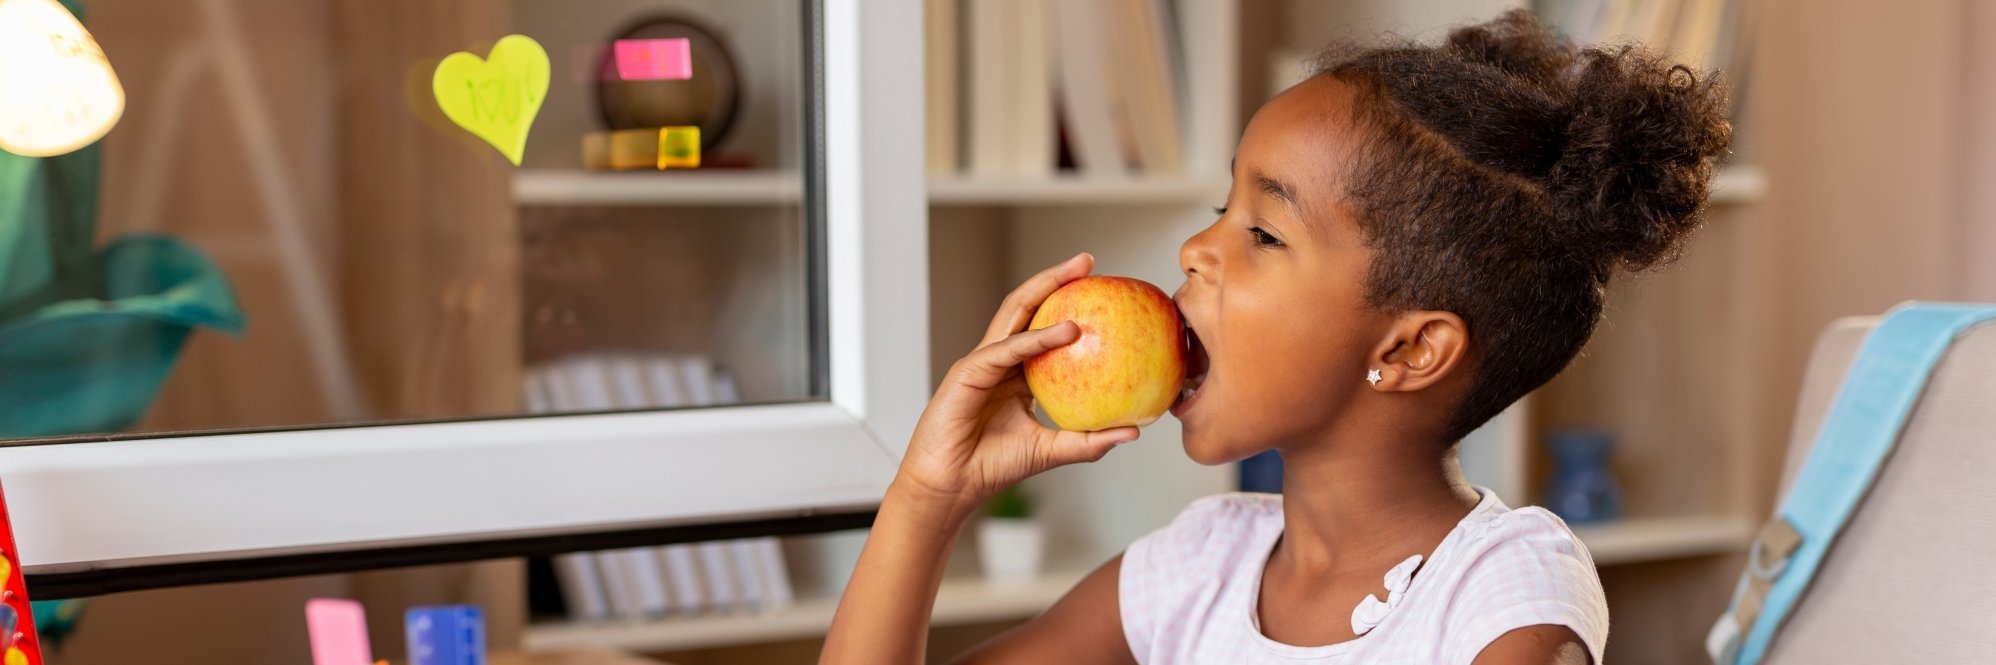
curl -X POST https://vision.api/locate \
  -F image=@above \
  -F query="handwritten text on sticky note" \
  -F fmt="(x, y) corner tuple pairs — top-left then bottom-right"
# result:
(432, 34), (550, 166)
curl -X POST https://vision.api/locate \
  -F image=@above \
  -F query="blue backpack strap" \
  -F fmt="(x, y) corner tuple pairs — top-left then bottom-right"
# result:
(1709, 302), (1996, 664)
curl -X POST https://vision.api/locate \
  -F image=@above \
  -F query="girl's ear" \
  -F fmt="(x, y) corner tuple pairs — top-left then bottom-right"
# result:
(1368, 312), (1468, 393)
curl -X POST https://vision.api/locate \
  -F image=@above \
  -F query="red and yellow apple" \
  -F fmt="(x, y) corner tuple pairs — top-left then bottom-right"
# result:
(1024, 276), (1186, 431)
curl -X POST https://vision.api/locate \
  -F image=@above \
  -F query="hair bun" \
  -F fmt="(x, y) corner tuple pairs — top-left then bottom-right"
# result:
(1543, 45), (1733, 273)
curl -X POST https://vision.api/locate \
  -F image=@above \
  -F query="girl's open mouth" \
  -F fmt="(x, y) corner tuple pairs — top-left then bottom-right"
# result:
(1176, 323), (1210, 414)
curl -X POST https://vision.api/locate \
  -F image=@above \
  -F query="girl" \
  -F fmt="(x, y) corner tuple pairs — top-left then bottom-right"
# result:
(824, 10), (1729, 664)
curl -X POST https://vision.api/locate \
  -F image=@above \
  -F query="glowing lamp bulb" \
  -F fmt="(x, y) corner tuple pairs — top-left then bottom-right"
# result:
(0, 0), (125, 157)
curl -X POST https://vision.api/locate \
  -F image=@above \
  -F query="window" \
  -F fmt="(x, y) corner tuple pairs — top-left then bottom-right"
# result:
(0, 0), (925, 594)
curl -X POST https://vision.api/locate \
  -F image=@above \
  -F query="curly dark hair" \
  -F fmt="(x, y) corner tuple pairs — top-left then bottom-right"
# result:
(1312, 9), (1733, 442)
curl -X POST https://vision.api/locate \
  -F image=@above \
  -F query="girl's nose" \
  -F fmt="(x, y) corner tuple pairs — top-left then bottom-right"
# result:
(1180, 223), (1220, 281)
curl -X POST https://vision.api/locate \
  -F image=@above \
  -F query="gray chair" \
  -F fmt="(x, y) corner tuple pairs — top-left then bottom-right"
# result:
(1750, 314), (1996, 662)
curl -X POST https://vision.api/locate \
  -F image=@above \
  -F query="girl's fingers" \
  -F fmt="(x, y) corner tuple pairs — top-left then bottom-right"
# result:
(1036, 426), (1141, 468)
(978, 252), (1094, 348)
(950, 321), (1079, 391)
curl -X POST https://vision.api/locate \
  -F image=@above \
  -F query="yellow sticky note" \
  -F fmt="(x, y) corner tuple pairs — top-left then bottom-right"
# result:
(432, 34), (549, 165)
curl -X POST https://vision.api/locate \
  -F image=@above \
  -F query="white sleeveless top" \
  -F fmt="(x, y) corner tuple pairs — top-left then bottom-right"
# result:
(1119, 489), (1608, 664)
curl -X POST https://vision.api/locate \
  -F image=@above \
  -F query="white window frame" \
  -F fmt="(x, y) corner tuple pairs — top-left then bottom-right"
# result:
(0, 0), (929, 575)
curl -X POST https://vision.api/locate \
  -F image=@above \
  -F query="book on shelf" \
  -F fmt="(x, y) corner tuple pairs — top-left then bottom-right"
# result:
(965, 0), (1015, 176)
(657, 541), (706, 615)
(1110, 0), (1185, 174)
(1013, 0), (1057, 178)
(965, 0), (1055, 178)
(524, 352), (798, 623)
(524, 365), (612, 623)
(1670, 0), (1728, 69)
(939, 0), (1204, 179)
(1539, 0), (1759, 147)
(696, 541), (741, 610)
(925, 0), (961, 175)
(1053, 0), (1130, 177)
(1627, 0), (1680, 51)
(1542, 0), (1752, 75)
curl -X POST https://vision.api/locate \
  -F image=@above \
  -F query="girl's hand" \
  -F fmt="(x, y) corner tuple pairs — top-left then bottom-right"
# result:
(893, 252), (1142, 517)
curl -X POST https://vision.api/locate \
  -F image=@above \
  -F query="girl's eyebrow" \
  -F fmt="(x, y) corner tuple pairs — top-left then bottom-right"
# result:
(1252, 171), (1304, 220)
(1232, 159), (1313, 235)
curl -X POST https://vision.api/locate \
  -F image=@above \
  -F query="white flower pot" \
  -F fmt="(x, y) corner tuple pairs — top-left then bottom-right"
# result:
(977, 517), (1045, 584)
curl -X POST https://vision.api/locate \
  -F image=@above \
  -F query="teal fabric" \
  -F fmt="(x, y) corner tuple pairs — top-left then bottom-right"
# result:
(29, 598), (84, 651)
(1728, 302), (1996, 664)
(0, 234), (244, 437)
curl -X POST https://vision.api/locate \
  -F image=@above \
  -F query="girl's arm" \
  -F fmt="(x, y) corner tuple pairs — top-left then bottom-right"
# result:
(1473, 626), (1591, 665)
(948, 554), (1132, 664)
(821, 254), (1142, 665)
(823, 487), (1133, 665)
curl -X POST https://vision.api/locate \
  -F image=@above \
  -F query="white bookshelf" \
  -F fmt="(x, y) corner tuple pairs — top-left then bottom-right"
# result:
(513, 170), (804, 206)
(513, 166), (1759, 209)
(521, 514), (1752, 653)
(512, 170), (1230, 208)
(928, 175), (1231, 206)
(1572, 514), (1757, 566)
(524, 570), (1088, 654)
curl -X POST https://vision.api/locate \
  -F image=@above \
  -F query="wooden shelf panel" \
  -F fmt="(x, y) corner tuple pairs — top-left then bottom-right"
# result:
(523, 570), (1086, 654)
(1572, 514), (1756, 566)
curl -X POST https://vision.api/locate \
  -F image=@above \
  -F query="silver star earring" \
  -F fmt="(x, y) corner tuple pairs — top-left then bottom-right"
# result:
(1366, 368), (1383, 386)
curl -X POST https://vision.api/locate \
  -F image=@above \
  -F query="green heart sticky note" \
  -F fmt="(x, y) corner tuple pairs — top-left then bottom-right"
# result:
(432, 34), (549, 166)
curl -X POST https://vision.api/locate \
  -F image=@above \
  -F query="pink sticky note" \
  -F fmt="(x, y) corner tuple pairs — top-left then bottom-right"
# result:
(613, 38), (691, 80)
(305, 598), (373, 665)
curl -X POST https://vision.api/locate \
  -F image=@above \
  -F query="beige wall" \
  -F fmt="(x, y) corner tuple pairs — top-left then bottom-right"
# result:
(1962, 1), (1996, 300)
(1588, 0), (1996, 660)
(1752, 0), (1988, 508)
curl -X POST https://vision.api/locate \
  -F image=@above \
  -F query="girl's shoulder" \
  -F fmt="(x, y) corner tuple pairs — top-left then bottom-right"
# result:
(1444, 500), (1600, 574)
(1428, 501), (1609, 664)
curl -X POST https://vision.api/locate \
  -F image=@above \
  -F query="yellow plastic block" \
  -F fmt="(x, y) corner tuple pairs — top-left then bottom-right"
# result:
(658, 126), (701, 169)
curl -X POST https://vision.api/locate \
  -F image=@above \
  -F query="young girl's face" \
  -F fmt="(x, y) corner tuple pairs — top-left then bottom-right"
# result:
(1173, 75), (1390, 464)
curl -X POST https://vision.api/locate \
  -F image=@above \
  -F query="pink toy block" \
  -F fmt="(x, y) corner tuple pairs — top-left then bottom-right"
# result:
(613, 38), (692, 81)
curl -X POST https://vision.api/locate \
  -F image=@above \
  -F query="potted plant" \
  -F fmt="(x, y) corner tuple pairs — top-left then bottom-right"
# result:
(977, 484), (1045, 584)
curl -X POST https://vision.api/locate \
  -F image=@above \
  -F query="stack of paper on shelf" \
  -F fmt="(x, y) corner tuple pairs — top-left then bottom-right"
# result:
(523, 353), (795, 623)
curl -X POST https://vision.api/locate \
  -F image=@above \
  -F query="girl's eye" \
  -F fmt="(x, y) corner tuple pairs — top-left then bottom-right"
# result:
(1249, 226), (1283, 247)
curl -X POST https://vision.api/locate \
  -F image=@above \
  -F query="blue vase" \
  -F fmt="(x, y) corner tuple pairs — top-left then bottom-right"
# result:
(1543, 429), (1623, 524)
(1237, 449), (1284, 493)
